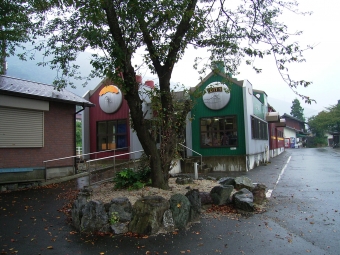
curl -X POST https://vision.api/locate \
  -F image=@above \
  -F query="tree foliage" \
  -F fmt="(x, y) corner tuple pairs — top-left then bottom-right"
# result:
(290, 98), (305, 121)
(0, 0), (51, 74)
(7, 0), (313, 189)
(76, 121), (82, 147)
(308, 104), (340, 137)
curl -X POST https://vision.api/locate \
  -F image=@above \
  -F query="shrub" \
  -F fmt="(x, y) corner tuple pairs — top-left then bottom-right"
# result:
(109, 212), (119, 225)
(113, 167), (151, 190)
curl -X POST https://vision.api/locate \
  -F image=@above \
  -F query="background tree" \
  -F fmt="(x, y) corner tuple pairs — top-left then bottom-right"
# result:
(308, 103), (340, 147)
(10, 0), (313, 189)
(290, 98), (305, 121)
(76, 121), (82, 148)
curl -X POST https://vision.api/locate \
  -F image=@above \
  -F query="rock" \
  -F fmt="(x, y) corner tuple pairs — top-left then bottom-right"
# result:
(206, 176), (217, 181)
(199, 192), (213, 205)
(176, 177), (194, 185)
(80, 200), (109, 233)
(218, 177), (236, 187)
(252, 184), (267, 204)
(108, 197), (132, 222)
(169, 194), (191, 229)
(234, 176), (254, 191)
(71, 187), (94, 230)
(210, 185), (234, 205)
(185, 189), (201, 222)
(163, 209), (175, 232)
(129, 196), (169, 235)
(233, 188), (254, 212)
(71, 195), (88, 230)
(111, 222), (129, 235)
(78, 187), (93, 198)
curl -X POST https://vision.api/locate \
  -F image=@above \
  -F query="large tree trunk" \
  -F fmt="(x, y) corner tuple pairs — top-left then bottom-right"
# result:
(123, 70), (171, 189)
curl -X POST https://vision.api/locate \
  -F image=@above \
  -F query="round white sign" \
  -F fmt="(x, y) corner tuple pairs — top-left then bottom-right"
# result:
(203, 82), (230, 110)
(98, 85), (123, 113)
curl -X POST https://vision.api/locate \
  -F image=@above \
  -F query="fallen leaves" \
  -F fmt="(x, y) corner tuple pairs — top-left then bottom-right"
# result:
(56, 189), (79, 219)
(205, 204), (240, 219)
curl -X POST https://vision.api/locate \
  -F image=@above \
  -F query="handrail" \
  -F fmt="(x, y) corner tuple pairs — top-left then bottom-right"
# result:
(42, 147), (129, 181)
(87, 150), (144, 186)
(87, 150), (144, 163)
(179, 143), (202, 168)
(43, 147), (129, 163)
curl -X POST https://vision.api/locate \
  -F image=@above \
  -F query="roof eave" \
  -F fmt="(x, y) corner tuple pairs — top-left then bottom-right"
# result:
(0, 89), (95, 107)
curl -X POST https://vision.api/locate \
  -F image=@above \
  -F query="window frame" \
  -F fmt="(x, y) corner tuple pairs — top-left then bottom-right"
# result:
(200, 115), (238, 148)
(251, 116), (268, 140)
(96, 119), (128, 151)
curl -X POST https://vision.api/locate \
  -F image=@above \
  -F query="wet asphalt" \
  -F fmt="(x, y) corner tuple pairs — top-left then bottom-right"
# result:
(0, 148), (339, 255)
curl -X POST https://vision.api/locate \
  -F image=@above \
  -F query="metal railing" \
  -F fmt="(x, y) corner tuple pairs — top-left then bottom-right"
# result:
(179, 143), (202, 169)
(43, 144), (201, 184)
(86, 150), (144, 186)
(42, 147), (129, 181)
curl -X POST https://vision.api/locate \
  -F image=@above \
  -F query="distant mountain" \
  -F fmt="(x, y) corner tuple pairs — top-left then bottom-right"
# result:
(6, 51), (101, 97)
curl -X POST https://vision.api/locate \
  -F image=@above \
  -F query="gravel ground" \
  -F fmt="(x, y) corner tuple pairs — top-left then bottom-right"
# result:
(90, 177), (220, 205)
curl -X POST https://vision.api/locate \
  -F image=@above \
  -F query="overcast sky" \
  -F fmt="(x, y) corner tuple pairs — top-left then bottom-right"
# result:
(159, 0), (340, 118)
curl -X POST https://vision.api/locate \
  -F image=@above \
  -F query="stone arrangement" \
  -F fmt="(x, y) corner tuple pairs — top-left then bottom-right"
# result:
(71, 176), (267, 235)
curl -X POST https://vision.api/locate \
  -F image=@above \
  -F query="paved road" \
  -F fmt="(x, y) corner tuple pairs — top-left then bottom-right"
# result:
(0, 148), (339, 255)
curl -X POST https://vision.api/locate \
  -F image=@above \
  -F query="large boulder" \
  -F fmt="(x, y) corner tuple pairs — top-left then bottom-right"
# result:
(199, 192), (213, 205)
(210, 185), (234, 205)
(80, 200), (109, 233)
(252, 184), (267, 204)
(234, 176), (254, 191)
(233, 188), (254, 212)
(185, 189), (201, 222)
(108, 197), (132, 222)
(128, 196), (169, 235)
(111, 222), (129, 235)
(71, 188), (93, 230)
(169, 194), (191, 229)
(218, 177), (236, 187)
(71, 195), (87, 230)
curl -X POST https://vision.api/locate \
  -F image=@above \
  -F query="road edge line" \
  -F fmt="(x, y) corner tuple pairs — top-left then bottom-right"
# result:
(266, 155), (292, 198)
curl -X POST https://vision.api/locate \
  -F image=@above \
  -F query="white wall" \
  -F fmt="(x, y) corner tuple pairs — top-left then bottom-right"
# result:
(242, 80), (270, 170)
(129, 128), (143, 160)
(82, 91), (91, 160)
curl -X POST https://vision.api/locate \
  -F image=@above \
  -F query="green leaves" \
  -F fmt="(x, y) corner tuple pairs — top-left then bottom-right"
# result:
(308, 103), (340, 139)
(113, 167), (151, 190)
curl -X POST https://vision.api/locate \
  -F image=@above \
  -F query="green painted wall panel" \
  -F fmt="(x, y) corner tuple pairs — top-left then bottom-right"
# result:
(190, 74), (246, 156)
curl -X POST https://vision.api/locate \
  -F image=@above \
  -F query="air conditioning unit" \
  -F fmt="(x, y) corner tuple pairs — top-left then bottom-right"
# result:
(266, 112), (280, 122)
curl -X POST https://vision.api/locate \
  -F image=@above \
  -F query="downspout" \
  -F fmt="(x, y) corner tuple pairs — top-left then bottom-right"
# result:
(74, 104), (85, 174)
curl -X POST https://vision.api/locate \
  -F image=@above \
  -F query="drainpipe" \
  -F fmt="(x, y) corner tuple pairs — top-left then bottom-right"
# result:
(74, 104), (85, 174)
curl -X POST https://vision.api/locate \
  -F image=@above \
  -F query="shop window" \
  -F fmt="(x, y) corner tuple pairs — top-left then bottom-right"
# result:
(200, 116), (237, 147)
(97, 119), (127, 151)
(251, 116), (268, 140)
